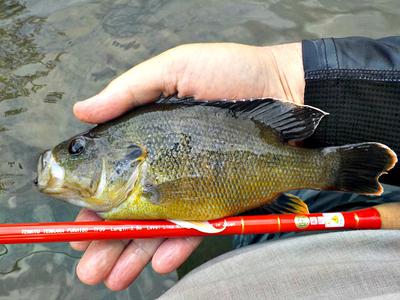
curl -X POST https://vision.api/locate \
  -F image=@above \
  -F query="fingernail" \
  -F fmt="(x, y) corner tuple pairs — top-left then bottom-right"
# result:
(75, 96), (93, 107)
(70, 241), (88, 252)
(76, 261), (96, 285)
(73, 100), (89, 114)
(73, 96), (99, 120)
(78, 93), (105, 106)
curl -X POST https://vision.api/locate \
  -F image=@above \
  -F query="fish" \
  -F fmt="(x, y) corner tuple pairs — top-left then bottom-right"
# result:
(36, 96), (397, 221)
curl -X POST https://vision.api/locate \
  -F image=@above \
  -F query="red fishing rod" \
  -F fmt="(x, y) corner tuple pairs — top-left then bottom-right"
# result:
(0, 203), (398, 244)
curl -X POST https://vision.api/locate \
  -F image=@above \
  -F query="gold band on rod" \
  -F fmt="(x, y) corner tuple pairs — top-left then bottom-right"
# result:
(240, 217), (245, 234)
(354, 213), (359, 228)
(277, 216), (281, 232)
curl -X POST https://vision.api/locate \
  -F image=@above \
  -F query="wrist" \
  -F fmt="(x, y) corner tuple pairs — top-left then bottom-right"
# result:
(261, 42), (305, 105)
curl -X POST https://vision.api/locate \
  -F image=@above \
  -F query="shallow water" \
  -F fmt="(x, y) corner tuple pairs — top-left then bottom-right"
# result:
(0, 0), (399, 298)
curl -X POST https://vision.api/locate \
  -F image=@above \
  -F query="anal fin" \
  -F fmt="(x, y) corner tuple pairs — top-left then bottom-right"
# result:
(263, 193), (309, 214)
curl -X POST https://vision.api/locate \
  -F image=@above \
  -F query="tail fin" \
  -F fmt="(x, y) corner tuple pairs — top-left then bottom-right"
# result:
(324, 143), (397, 196)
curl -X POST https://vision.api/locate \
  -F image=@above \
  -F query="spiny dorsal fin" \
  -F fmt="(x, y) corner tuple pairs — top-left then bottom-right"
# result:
(156, 95), (328, 141)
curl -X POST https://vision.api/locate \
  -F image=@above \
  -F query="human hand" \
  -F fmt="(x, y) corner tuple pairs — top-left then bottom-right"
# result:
(71, 42), (305, 290)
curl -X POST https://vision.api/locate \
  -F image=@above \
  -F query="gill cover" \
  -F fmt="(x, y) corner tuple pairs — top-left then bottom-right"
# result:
(88, 144), (147, 211)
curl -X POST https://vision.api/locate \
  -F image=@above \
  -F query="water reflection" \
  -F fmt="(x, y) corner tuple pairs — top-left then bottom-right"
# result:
(0, 0), (400, 299)
(0, 0), (24, 20)
(0, 1), (176, 298)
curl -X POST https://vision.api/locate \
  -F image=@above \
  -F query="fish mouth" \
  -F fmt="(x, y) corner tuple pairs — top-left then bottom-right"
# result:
(36, 150), (98, 209)
(37, 149), (65, 192)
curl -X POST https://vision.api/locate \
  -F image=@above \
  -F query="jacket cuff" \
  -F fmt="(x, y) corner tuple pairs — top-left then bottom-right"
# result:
(302, 36), (400, 72)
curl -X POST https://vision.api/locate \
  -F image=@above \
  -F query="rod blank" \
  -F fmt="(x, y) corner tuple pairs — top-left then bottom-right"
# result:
(0, 206), (388, 244)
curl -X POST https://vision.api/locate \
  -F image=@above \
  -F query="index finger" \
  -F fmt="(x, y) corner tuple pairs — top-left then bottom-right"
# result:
(73, 50), (177, 124)
(70, 209), (102, 252)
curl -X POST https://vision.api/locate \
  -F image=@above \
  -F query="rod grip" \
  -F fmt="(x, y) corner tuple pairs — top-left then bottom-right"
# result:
(374, 202), (400, 229)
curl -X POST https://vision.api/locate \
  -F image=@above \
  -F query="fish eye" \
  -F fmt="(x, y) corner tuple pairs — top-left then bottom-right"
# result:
(68, 137), (86, 155)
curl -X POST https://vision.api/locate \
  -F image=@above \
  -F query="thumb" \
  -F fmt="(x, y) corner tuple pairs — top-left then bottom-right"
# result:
(73, 51), (177, 124)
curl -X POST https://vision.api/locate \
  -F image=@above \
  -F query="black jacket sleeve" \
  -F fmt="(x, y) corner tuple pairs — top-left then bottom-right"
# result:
(302, 37), (400, 185)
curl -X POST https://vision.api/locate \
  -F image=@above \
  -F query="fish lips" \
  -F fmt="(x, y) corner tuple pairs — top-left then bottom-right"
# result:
(36, 149), (65, 192)
(36, 150), (90, 208)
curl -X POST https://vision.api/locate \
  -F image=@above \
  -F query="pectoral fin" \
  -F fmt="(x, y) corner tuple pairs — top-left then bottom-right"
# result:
(142, 183), (160, 205)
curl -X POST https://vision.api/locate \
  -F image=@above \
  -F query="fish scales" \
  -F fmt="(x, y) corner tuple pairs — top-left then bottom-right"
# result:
(95, 105), (331, 219)
(37, 97), (397, 220)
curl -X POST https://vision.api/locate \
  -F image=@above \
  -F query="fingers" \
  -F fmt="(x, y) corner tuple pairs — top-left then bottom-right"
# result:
(70, 209), (103, 252)
(76, 239), (130, 285)
(73, 50), (178, 124)
(102, 237), (202, 291)
(71, 209), (165, 289)
(104, 238), (164, 291)
(75, 236), (202, 290)
(74, 228), (202, 289)
(152, 237), (203, 274)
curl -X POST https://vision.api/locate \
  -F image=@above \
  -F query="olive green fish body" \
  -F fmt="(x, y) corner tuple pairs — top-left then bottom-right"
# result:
(99, 105), (335, 220)
(37, 97), (397, 220)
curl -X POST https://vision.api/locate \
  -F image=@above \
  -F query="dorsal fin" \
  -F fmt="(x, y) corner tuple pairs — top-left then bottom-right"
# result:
(156, 95), (328, 141)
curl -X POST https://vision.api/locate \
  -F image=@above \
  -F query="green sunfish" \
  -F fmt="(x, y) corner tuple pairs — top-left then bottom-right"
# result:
(36, 96), (397, 220)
